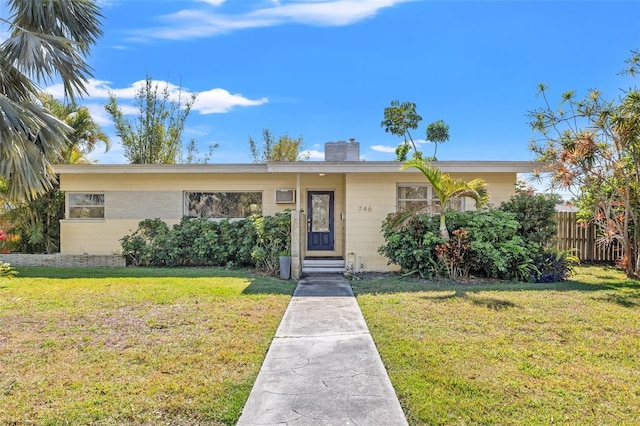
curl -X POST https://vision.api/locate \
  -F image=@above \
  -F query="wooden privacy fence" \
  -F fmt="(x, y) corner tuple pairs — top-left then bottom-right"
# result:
(556, 211), (624, 262)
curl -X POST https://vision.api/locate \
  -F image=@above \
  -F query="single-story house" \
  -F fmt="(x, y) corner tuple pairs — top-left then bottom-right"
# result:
(53, 140), (541, 278)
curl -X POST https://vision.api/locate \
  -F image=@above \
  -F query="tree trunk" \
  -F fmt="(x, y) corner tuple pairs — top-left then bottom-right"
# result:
(439, 214), (450, 241)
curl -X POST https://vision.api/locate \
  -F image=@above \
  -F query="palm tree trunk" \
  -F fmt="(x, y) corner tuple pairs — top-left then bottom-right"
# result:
(439, 214), (450, 241)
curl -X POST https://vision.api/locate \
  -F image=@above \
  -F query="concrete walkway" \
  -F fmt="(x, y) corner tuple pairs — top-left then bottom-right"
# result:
(237, 274), (408, 425)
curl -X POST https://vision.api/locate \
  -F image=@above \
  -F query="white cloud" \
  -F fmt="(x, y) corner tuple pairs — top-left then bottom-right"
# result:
(195, 88), (268, 114)
(251, 0), (406, 26)
(45, 78), (267, 115)
(134, 0), (411, 41)
(300, 149), (324, 160)
(45, 79), (114, 99)
(197, 0), (227, 5)
(371, 145), (396, 153)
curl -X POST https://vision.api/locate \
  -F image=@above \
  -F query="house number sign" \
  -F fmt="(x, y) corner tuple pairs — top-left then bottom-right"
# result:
(358, 206), (373, 212)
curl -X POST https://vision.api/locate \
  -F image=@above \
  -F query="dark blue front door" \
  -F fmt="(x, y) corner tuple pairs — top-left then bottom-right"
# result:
(307, 191), (334, 251)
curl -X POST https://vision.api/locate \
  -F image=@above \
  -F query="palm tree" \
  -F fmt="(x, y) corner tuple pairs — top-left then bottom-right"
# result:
(39, 94), (110, 164)
(0, 94), (108, 253)
(0, 0), (103, 200)
(400, 159), (489, 240)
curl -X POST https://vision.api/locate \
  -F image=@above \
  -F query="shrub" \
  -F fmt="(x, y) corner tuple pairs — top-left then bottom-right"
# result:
(499, 186), (561, 248)
(0, 262), (17, 279)
(120, 218), (169, 266)
(436, 228), (472, 280)
(379, 187), (574, 282)
(378, 213), (444, 278)
(120, 213), (290, 276)
(535, 250), (580, 283)
(448, 209), (534, 280)
(251, 211), (291, 276)
(3, 186), (65, 254)
(499, 187), (577, 282)
(380, 209), (547, 281)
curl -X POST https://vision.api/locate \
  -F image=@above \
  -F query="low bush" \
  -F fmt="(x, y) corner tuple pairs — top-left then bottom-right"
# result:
(435, 228), (472, 280)
(378, 214), (443, 278)
(379, 189), (573, 282)
(535, 249), (580, 282)
(120, 212), (290, 275)
(0, 262), (17, 279)
(252, 212), (291, 276)
(500, 185), (561, 248)
(120, 218), (170, 266)
(448, 210), (535, 280)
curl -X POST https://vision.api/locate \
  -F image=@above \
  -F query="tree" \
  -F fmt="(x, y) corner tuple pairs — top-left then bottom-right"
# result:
(381, 100), (451, 161)
(528, 50), (640, 278)
(184, 139), (219, 164)
(105, 76), (197, 164)
(381, 100), (422, 160)
(1, 96), (109, 253)
(39, 94), (110, 164)
(400, 159), (489, 241)
(248, 128), (306, 162)
(0, 0), (103, 200)
(1, 184), (64, 253)
(425, 120), (450, 161)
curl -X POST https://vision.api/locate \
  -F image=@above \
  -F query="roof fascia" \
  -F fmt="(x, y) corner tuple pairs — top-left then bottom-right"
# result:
(53, 164), (269, 174)
(266, 161), (546, 174)
(53, 161), (546, 175)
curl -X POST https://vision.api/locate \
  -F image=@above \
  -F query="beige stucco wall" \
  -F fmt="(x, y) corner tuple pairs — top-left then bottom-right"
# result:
(344, 172), (518, 272)
(58, 170), (518, 267)
(59, 173), (300, 255)
(59, 219), (180, 255)
(60, 173), (300, 216)
(344, 173), (398, 272)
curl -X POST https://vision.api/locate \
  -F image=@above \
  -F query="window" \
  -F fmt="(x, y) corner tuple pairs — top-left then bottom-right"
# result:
(68, 193), (104, 219)
(397, 184), (464, 213)
(185, 192), (262, 218)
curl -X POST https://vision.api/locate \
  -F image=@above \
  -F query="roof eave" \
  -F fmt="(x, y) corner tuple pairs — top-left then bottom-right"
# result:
(53, 161), (546, 174)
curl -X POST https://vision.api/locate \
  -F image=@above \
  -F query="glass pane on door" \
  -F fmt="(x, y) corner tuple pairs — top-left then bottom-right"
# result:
(311, 193), (330, 232)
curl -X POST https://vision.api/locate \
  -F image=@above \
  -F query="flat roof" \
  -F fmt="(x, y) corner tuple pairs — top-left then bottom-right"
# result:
(53, 161), (544, 174)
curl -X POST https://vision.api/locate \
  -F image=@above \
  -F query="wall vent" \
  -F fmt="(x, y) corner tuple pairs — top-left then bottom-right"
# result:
(275, 189), (295, 204)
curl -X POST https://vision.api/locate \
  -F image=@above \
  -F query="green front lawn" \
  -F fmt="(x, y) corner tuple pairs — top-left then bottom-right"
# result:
(0, 267), (296, 425)
(353, 266), (640, 425)
(3, 265), (638, 425)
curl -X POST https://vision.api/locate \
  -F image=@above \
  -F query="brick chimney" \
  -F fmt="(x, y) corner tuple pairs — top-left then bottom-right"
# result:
(324, 138), (359, 161)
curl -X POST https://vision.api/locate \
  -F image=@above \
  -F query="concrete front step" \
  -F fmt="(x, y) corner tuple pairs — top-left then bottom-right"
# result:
(303, 267), (346, 274)
(302, 258), (345, 274)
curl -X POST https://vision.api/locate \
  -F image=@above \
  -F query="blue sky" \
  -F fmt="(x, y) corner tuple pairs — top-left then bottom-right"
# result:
(39, 1), (640, 163)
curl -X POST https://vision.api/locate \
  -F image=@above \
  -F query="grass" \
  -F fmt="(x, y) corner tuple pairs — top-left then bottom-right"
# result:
(2, 265), (639, 425)
(0, 267), (296, 425)
(352, 266), (640, 425)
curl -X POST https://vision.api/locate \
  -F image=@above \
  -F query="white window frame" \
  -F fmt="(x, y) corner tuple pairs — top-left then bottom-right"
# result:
(397, 184), (465, 214)
(67, 193), (105, 219)
(184, 191), (263, 219)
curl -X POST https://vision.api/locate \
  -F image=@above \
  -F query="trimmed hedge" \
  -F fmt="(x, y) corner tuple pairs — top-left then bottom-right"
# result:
(120, 212), (291, 275)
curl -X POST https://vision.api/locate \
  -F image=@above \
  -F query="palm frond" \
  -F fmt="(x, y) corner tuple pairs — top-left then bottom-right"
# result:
(447, 177), (490, 208)
(0, 0), (103, 200)
(388, 204), (433, 231)
(5, 0), (103, 101)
